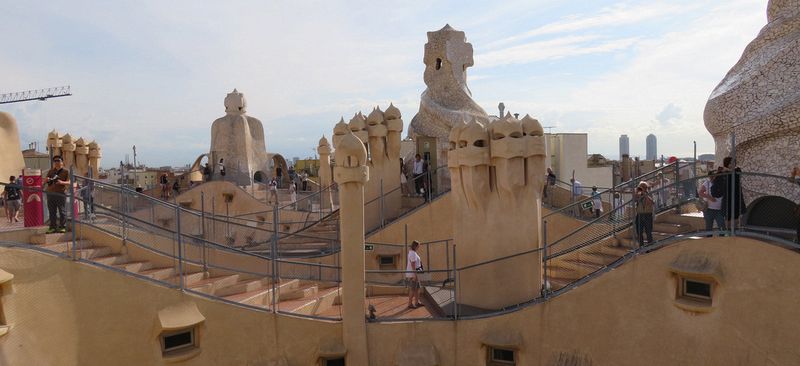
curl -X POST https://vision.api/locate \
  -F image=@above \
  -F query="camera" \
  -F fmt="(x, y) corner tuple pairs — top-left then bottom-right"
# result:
(46, 176), (58, 185)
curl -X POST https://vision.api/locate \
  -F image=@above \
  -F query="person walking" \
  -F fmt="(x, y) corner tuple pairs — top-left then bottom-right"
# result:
(699, 170), (726, 235)
(3, 176), (22, 223)
(634, 182), (654, 245)
(45, 156), (70, 233)
(406, 240), (423, 309)
(268, 178), (279, 206)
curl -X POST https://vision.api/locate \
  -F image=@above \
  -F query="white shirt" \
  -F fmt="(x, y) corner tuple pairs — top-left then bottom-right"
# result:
(702, 179), (722, 210)
(269, 181), (277, 191)
(572, 181), (582, 196)
(413, 160), (424, 175)
(406, 250), (421, 278)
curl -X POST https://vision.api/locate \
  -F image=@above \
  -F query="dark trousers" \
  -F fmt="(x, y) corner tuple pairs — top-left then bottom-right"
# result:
(635, 213), (653, 245)
(703, 208), (726, 233)
(414, 173), (424, 194)
(47, 193), (67, 229)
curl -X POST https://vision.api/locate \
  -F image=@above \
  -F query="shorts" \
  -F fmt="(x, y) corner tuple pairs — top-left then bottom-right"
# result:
(405, 277), (419, 289)
(6, 199), (20, 212)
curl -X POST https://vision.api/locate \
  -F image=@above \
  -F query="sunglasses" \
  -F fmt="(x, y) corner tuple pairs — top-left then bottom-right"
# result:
(53, 160), (63, 162)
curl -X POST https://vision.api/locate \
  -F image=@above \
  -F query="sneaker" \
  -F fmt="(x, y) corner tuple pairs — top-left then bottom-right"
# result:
(57, 227), (67, 233)
(46, 228), (56, 234)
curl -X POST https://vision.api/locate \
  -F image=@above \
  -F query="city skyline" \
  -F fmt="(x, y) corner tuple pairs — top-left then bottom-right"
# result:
(0, 0), (767, 168)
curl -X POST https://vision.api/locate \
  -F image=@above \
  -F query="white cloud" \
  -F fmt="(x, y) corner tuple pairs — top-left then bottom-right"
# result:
(476, 35), (640, 67)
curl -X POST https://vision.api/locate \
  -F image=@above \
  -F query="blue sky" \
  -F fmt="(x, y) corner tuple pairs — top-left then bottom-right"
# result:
(0, 0), (767, 167)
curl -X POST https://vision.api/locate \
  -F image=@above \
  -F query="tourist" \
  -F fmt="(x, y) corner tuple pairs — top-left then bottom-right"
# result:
(2, 176), (22, 223)
(406, 240), (423, 309)
(80, 179), (95, 220)
(651, 172), (669, 208)
(301, 171), (309, 191)
(720, 157), (746, 229)
(172, 180), (180, 196)
(45, 156), (69, 233)
(591, 186), (603, 218)
(678, 161), (696, 200)
(612, 191), (624, 221)
(276, 166), (283, 189)
(159, 173), (169, 199)
(289, 181), (297, 209)
(698, 170), (726, 235)
(634, 182), (654, 245)
(570, 178), (582, 217)
(288, 165), (295, 182)
(413, 154), (425, 196)
(544, 167), (556, 200)
(268, 178), (279, 205)
(218, 158), (226, 180)
(400, 158), (408, 196)
(202, 163), (211, 182)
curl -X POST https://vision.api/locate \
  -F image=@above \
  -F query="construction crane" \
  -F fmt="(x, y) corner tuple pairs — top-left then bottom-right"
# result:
(0, 86), (71, 104)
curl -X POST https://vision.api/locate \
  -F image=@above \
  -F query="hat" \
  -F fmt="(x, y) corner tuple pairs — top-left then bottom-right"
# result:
(638, 181), (649, 188)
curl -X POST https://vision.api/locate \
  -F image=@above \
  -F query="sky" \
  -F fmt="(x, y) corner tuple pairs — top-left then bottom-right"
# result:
(0, 0), (768, 168)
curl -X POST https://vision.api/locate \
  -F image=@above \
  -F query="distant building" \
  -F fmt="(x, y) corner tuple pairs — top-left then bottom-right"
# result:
(545, 133), (613, 189)
(619, 135), (630, 158)
(646, 134), (657, 160)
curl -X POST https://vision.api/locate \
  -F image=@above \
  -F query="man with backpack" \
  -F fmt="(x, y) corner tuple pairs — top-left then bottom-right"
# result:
(3, 176), (22, 223)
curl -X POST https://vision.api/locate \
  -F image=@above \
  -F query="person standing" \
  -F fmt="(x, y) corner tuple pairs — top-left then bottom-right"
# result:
(268, 178), (279, 205)
(570, 178), (582, 217)
(172, 180), (180, 196)
(406, 240), (423, 309)
(160, 173), (170, 199)
(591, 186), (603, 218)
(301, 171), (309, 191)
(720, 157), (746, 229)
(3, 176), (22, 223)
(276, 166), (283, 189)
(289, 181), (297, 209)
(413, 154), (425, 196)
(634, 182), (654, 245)
(544, 167), (556, 200)
(699, 170), (726, 235)
(45, 156), (70, 233)
(400, 158), (409, 196)
(218, 158), (226, 180)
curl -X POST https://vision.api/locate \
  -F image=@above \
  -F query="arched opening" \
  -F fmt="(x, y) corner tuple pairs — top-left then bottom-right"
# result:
(743, 195), (799, 241)
(435, 58), (442, 70)
(253, 171), (265, 183)
(270, 154), (291, 188)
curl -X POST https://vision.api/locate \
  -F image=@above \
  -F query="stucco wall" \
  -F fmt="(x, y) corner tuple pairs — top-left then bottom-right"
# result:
(2, 237), (799, 365)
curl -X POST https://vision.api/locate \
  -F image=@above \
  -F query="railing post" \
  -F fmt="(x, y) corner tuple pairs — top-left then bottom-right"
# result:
(119, 184), (127, 244)
(69, 167), (77, 260)
(379, 178), (385, 228)
(453, 244), (458, 320)
(211, 197), (216, 242)
(319, 183), (323, 221)
(445, 239), (450, 275)
(200, 191), (207, 272)
(176, 205), (184, 291)
(542, 220), (548, 299)
(730, 132), (737, 237)
(271, 203), (279, 312)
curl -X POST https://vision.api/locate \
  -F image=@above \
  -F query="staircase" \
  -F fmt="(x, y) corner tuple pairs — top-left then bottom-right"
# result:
(27, 231), (342, 316)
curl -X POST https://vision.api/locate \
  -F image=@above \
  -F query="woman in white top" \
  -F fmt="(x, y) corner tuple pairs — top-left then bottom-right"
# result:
(289, 181), (297, 209)
(268, 178), (279, 206)
(698, 170), (726, 234)
(406, 240), (423, 309)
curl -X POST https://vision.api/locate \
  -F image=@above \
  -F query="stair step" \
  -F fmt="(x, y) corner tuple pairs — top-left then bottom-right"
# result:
(653, 222), (693, 234)
(139, 267), (176, 280)
(188, 274), (242, 295)
(280, 284), (319, 301)
(40, 240), (95, 253)
(94, 254), (131, 265)
(113, 261), (154, 273)
(73, 246), (113, 259)
(30, 233), (72, 245)
(215, 278), (272, 297)
(166, 272), (207, 287)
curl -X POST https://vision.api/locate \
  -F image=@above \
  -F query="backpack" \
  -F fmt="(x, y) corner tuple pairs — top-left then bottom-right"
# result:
(710, 175), (726, 198)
